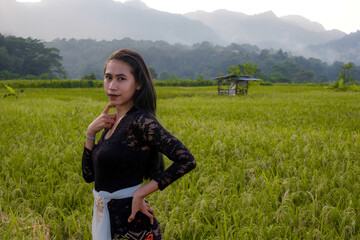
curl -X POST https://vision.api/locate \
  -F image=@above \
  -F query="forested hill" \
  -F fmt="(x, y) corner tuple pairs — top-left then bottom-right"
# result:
(47, 38), (360, 83)
(306, 31), (360, 65)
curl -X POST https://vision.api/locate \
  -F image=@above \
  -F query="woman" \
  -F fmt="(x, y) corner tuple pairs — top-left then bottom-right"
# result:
(82, 49), (196, 240)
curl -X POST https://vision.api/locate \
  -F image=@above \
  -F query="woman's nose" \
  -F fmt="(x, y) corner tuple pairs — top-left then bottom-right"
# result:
(109, 80), (118, 90)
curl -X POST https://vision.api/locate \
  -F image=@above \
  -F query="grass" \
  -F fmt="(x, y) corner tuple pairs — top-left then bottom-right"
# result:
(0, 86), (359, 239)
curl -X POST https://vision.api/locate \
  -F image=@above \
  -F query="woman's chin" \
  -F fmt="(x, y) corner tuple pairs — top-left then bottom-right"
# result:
(109, 101), (120, 106)
(107, 98), (119, 105)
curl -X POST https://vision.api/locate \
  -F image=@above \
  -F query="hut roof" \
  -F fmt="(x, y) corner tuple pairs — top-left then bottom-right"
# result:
(213, 74), (259, 81)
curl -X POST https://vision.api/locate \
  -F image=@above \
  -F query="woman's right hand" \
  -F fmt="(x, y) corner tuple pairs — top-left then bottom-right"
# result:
(86, 104), (116, 137)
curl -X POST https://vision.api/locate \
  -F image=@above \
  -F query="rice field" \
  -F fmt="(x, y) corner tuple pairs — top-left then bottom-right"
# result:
(0, 85), (359, 239)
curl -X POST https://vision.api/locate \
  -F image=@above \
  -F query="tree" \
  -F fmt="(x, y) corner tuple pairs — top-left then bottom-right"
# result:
(39, 73), (50, 80)
(242, 62), (258, 76)
(0, 34), (66, 78)
(159, 70), (169, 80)
(81, 72), (97, 80)
(227, 62), (258, 77)
(294, 69), (314, 83)
(0, 70), (20, 80)
(227, 65), (242, 77)
(149, 67), (157, 80)
(338, 62), (355, 84)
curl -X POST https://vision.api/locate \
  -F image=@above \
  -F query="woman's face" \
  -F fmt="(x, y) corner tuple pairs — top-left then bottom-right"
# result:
(104, 60), (141, 108)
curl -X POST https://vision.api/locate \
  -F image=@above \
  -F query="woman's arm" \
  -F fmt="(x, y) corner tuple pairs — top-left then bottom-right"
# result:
(128, 180), (159, 224)
(139, 111), (196, 189)
(85, 104), (116, 150)
(82, 104), (116, 182)
(141, 113), (196, 190)
(128, 111), (196, 223)
(82, 147), (95, 183)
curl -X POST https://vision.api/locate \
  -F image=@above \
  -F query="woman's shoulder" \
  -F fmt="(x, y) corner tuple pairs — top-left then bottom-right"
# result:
(129, 108), (157, 125)
(131, 108), (153, 118)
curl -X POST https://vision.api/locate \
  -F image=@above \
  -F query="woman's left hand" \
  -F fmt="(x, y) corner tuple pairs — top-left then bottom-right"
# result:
(128, 196), (154, 225)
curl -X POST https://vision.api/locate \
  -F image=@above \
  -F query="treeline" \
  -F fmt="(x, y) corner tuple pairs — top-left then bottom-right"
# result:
(47, 38), (360, 83)
(0, 79), (102, 89)
(2, 34), (360, 84)
(0, 34), (65, 79)
(0, 78), (220, 89)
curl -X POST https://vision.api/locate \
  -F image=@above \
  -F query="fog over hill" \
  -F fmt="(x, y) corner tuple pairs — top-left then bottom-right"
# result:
(1, 0), (358, 64)
(184, 10), (345, 52)
(0, 0), (223, 45)
(306, 30), (360, 65)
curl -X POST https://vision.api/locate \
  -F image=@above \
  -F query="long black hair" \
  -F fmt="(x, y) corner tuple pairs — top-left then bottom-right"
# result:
(104, 49), (164, 179)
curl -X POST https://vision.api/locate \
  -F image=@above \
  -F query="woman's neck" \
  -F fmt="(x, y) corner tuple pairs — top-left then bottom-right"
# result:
(114, 103), (134, 120)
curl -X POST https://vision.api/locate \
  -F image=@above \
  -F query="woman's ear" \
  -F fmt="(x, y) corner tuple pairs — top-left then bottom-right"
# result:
(136, 82), (142, 90)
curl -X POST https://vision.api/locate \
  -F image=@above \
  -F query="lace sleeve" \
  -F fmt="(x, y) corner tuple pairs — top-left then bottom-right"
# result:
(82, 146), (95, 183)
(137, 112), (196, 190)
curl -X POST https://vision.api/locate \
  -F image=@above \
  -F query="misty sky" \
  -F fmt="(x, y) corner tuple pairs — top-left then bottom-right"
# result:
(17, 0), (360, 34)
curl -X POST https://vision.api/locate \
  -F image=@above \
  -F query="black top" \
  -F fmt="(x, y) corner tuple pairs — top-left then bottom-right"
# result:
(82, 107), (196, 193)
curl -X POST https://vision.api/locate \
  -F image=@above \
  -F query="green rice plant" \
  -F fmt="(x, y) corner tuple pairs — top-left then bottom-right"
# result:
(2, 84), (24, 99)
(0, 86), (359, 239)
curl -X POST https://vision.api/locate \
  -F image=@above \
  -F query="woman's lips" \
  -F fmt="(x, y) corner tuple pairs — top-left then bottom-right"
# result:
(107, 93), (120, 97)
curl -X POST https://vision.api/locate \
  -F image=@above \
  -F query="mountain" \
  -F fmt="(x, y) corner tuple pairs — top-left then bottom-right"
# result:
(305, 31), (360, 64)
(280, 15), (325, 32)
(184, 10), (346, 52)
(0, 0), (223, 45)
(1, 0), (356, 64)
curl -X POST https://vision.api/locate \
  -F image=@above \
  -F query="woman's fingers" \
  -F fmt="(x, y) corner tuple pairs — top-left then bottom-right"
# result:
(145, 202), (155, 216)
(128, 211), (136, 223)
(142, 208), (154, 225)
(128, 198), (155, 225)
(87, 106), (117, 135)
(102, 104), (114, 114)
(147, 207), (154, 217)
(102, 106), (116, 126)
(103, 114), (116, 128)
(106, 114), (116, 121)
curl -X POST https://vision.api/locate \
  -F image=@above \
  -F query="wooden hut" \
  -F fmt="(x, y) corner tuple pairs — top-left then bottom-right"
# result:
(214, 74), (259, 95)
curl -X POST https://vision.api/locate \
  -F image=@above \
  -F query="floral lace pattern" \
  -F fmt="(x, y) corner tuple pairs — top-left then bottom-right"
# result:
(130, 111), (196, 190)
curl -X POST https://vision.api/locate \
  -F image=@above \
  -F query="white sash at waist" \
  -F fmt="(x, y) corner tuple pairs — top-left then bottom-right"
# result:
(92, 184), (141, 240)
